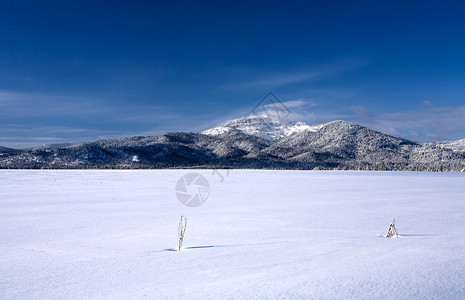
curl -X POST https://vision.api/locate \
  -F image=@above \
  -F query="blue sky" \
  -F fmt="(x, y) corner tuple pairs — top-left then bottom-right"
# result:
(1, 0), (464, 148)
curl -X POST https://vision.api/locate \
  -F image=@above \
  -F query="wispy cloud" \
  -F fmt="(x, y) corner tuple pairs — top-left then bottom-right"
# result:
(0, 90), (188, 148)
(371, 104), (465, 141)
(0, 124), (124, 149)
(223, 71), (322, 89)
(2, 87), (463, 148)
(0, 90), (187, 124)
(0, 90), (107, 117)
(247, 92), (465, 142)
(221, 59), (370, 90)
(285, 100), (465, 142)
(263, 99), (316, 109)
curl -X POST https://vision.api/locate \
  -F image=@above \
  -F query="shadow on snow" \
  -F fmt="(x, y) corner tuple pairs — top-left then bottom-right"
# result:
(157, 241), (287, 252)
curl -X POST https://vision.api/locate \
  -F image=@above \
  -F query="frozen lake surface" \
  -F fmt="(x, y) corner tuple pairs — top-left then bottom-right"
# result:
(1, 170), (464, 299)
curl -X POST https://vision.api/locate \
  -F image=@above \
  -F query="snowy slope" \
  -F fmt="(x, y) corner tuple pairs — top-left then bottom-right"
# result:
(1, 170), (464, 299)
(1, 115), (464, 170)
(0, 146), (19, 153)
(202, 115), (324, 140)
(434, 139), (465, 151)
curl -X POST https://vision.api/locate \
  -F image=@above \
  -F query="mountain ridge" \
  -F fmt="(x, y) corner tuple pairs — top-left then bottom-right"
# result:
(202, 115), (324, 140)
(1, 116), (464, 171)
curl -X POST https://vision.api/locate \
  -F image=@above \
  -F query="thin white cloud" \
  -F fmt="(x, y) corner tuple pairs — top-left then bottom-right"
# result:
(253, 95), (465, 142)
(0, 123), (126, 149)
(0, 124), (117, 135)
(372, 104), (465, 141)
(223, 71), (322, 89)
(0, 90), (187, 124)
(263, 99), (315, 109)
(0, 90), (106, 117)
(221, 59), (371, 90)
(307, 102), (465, 142)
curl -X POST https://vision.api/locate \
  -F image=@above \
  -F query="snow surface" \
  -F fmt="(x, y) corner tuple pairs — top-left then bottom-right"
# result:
(1, 170), (465, 299)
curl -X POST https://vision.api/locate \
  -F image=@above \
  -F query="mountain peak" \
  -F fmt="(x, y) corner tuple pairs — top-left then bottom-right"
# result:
(1, 116), (464, 171)
(324, 119), (359, 127)
(202, 115), (323, 140)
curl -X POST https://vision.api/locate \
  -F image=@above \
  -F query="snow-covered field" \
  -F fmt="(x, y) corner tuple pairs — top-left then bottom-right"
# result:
(1, 170), (464, 299)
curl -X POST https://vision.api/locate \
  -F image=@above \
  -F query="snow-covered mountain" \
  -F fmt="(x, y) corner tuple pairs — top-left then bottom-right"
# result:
(29, 142), (81, 150)
(0, 116), (464, 171)
(202, 115), (323, 140)
(0, 146), (18, 153)
(433, 139), (465, 151)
